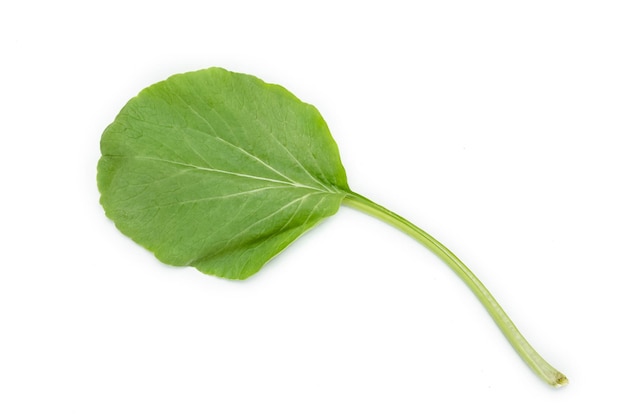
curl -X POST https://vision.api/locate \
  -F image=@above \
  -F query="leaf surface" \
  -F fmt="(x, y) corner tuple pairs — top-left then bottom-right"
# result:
(98, 68), (349, 278)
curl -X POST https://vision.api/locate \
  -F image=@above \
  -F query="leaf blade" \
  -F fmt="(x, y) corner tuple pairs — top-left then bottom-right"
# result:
(98, 67), (349, 278)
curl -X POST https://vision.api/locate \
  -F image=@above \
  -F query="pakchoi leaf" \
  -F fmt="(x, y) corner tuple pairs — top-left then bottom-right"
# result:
(98, 67), (567, 387)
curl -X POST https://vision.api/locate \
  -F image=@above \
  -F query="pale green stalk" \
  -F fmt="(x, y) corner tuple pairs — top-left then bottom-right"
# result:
(342, 192), (568, 387)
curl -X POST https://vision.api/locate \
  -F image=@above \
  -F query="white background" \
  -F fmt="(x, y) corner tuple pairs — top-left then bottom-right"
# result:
(1, 1), (625, 414)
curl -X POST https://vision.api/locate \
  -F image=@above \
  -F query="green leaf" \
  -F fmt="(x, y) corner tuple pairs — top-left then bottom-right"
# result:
(98, 67), (567, 387)
(98, 67), (349, 279)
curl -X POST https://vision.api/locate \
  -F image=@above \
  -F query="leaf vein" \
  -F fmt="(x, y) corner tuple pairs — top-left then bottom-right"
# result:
(123, 155), (329, 192)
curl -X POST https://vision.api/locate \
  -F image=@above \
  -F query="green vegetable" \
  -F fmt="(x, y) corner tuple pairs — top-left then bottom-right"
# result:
(98, 67), (568, 387)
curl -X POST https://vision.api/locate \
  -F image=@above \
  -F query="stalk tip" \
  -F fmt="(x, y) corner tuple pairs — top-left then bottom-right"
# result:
(553, 373), (569, 388)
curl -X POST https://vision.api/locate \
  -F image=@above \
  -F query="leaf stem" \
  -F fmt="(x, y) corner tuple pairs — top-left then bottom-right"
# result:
(342, 192), (568, 387)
